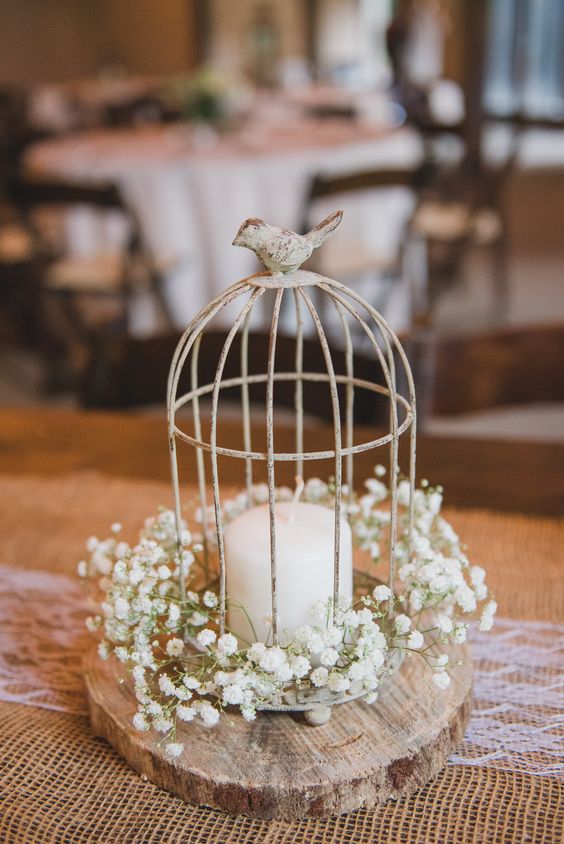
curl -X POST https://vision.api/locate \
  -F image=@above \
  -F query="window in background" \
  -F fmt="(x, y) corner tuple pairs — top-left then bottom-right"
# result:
(485, 0), (564, 118)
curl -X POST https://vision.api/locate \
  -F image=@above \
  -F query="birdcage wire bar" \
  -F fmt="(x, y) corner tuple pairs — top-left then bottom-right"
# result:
(167, 270), (416, 657)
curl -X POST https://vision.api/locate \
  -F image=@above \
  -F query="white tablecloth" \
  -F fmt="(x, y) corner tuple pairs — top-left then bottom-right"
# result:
(25, 121), (423, 333)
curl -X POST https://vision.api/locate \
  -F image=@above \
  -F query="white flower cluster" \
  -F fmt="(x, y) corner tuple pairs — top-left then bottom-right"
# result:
(80, 470), (495, 758)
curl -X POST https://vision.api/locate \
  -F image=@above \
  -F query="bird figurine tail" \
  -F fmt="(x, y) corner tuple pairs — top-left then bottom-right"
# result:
(304, 210), (344, 247)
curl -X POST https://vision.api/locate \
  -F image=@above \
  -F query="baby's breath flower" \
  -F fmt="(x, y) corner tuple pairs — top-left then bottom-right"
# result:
(197, 628), (217, 648)
(290, 655), (311, 678)
(241, 705), (256, 722)
(199, 704), (220, 727)
(132, 665), (146, 684)
(158, 675), (176, 696)
(177, 704), (195, 721)
(222, 684), (245, 705)
(320, 647), (339, 667)
(247, 642), (266, 663)
(364, 478), (387, 502)
(189, 612), (208, 627)
(369, 542), (381, 559)
(436, 614), (453, 634)
(373, 584), (391, 602)
(479, 599), (497, 631)
(310, 667), (329, 687)
(407, 630), (424, 649)
(166, 603), (181, 629)
(203, 591), (218, 608)
(356, 608), (373, 625)
(82, 481), (495, 736)
(165, 742), (183, 758)
(397, 480), (411, 507)
(166, 638), (184, 657)
(258, 646), (286, 673)
(327, 672), (350, 693)
(85, 616), (100, 633)
(97, 641), (109, 660)
(394, 614), (411, 634)
(217, 633), (238, 657)
(452, 624), (468, 644)
(154, 717), (174, 733)
(323, 625), (343, 647)
(433, 672), (451, 689)
(96, 557), (113, 576)
(133, 712), (149, 731)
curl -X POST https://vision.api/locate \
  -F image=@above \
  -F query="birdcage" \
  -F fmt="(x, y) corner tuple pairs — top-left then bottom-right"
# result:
(166, 213), (416, 723)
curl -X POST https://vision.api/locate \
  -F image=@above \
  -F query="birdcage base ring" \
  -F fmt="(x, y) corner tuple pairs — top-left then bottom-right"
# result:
(83, 640), (472, 819)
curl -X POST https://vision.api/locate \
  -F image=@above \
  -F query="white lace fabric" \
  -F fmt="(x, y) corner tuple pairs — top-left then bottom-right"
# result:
(1, 565), (562, 778)
(0, 566), (89, 715)
(449, 618), (564, 778)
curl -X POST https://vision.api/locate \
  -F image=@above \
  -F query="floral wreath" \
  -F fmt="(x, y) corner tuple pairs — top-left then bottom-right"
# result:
(79, 467), (496, 759)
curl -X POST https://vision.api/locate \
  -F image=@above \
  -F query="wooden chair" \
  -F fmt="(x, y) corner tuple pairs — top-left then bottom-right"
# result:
(411, 324), (564, 430)
(410, 145), (519, 325)
(81, 329), (393, 427)
(301, 166), (432, 326)
(7, 176), (174, 385)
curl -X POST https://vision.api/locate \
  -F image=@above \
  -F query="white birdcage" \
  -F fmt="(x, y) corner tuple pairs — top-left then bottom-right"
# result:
(166, 212), (416, 721)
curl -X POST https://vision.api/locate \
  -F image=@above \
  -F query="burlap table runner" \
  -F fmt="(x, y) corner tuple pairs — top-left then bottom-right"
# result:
(0, 472), (562, 843)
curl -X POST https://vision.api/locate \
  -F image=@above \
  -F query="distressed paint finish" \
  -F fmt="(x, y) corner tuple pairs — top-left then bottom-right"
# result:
(166, 213), (417, 718)
(232, 210), (344, 273)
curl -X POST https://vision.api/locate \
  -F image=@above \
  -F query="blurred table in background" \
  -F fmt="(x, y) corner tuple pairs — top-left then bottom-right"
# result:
(27, 76), (165, 134)
(24, 120), (422, 333)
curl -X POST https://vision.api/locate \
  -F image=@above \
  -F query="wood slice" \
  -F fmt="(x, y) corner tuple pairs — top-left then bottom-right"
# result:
(84, 643), (472, 819)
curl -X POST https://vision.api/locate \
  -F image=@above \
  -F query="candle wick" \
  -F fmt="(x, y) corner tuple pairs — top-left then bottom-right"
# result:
(287, 475), (304, 524)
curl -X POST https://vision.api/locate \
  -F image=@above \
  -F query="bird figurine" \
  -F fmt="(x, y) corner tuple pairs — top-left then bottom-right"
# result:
(232, 210), (343, 274)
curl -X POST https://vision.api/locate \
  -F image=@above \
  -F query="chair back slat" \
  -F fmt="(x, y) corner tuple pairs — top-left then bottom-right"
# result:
(9, 177), (124, 211)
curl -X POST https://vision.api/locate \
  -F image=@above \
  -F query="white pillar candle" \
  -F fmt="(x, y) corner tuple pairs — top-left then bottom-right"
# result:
(224, 497), (353, 646)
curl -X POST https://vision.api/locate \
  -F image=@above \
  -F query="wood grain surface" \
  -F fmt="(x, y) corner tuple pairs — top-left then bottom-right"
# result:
(84, 642), (472, 819)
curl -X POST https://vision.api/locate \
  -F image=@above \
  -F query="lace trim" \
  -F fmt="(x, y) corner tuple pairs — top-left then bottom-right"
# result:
(1, 566), (562, 777)
(449, 618), (564, 778)
(0, 566), (89, 715)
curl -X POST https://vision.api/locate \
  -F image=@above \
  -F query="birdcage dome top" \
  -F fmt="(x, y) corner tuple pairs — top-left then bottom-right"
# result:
(167, 212), (416, 465)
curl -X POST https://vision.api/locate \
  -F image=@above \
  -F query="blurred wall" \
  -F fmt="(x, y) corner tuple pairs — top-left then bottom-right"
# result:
(0, 0), (195, 85)
(103, 0), (195, 76)
(0, 0), (105, 84)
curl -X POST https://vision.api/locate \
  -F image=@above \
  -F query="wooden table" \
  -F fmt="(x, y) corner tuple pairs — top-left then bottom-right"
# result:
(1, 407), (562, 842)
(1, 407), (563, 516)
